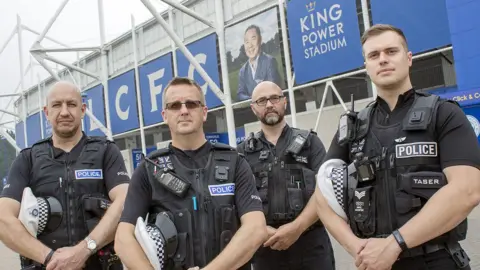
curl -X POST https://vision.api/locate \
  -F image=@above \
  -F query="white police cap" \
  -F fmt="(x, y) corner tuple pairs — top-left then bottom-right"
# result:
(317, 159), (348, 221)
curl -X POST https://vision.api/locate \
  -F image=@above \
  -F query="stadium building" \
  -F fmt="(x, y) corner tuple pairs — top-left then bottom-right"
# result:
(3, 0), (480, 175)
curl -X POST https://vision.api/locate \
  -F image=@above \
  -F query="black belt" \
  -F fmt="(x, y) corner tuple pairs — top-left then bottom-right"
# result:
(399, 243), (446, 258)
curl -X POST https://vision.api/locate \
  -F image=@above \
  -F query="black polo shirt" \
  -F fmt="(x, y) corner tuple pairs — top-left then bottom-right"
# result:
(120, 141), (263, 225)
(325, 89), (480, 169)
(1, 133), (130, 202)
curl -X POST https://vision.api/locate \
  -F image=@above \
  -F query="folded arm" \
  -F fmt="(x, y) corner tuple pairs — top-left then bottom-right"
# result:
(115, 222), (154, 270)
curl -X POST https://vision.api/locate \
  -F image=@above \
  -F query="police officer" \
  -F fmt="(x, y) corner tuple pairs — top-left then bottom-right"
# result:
(114, 77), (267, 270)
(0, 81), (130, 270)
(315, 24), (480, 270)
(237, 81), (335, 270)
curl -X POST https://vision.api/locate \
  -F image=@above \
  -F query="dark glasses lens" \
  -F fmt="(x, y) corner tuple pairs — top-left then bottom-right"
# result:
(166, 100), (203, 110)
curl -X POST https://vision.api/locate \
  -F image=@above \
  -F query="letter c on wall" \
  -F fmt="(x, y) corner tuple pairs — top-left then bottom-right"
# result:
(116, 85), (130, 120)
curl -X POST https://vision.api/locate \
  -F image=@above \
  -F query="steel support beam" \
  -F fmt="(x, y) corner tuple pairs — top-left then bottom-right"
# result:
(31, 46), (100, 53)
(0, 127), (21, 152)
(0, 93), (21, 98)
(0, 109), (19, 118)
(160, 0), (215, 28)
(140, 0), (226, 102)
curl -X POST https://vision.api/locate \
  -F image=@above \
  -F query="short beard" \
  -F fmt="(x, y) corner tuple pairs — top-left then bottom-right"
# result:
(260, 112), (284, 126)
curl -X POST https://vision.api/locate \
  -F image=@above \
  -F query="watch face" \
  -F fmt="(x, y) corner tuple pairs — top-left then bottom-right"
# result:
(88, 241), (96, 250)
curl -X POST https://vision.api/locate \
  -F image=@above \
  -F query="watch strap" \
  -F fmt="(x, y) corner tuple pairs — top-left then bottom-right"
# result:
(84, 236), (97, 254)
(392, 230), (408, 251)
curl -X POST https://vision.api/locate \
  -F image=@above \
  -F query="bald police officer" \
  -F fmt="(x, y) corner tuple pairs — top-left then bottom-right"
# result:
(0, 81), (129, 270)
(238, 81), (335, 270)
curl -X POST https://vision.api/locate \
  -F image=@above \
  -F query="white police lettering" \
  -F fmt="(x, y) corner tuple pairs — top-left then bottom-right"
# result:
(412, 177), (441, 187)
(395, 142), (437, 158)
(208, 183), (235, 196)
(117, 171), (129, 176)
(75, 169), (103, 180)
(251, 195), (262, 202)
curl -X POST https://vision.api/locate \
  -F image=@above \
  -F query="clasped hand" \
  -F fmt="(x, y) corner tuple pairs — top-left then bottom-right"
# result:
(354, 236), (402, 270)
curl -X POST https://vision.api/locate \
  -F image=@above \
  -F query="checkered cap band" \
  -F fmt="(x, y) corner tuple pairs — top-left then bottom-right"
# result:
(145, 224), (166, 269)
(36, 197), (49, 235)
(330, 167), (345, 209)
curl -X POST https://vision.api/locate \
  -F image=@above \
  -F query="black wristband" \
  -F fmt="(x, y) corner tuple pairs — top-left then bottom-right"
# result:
(44, 249), (55, 266)
(392, 230), (408, 251)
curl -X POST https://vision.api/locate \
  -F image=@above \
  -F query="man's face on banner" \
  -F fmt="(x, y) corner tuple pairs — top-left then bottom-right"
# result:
(244, 28), (261, 60)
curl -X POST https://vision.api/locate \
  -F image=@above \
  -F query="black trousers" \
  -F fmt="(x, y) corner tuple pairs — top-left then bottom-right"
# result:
(253, 226), (335, 270)
(393, 249), (470, 270)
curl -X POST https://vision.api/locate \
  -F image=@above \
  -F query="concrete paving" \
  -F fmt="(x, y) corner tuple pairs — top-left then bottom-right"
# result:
(1, 206), (479, 269)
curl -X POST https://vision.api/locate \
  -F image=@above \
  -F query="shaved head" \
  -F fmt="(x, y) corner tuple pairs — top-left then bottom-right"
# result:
(251, 81), (283, 102)
(250, 81), (286, 126)
(44, 81), (86, 139)
(46, 81), (82, 105)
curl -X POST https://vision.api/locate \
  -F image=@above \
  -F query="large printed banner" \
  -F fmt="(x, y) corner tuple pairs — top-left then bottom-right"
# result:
(26, 113), (42, 147)
(225, 7), (286, 102)
(370, 0), (451, 54)
(287, 0), (363, 85)
(43, 115), (52, 138)
(108, 70), (140, 135)
(463, 106), (480, 144)
(83, 84), (107, 137)
(138, 53), (174, 126)
(176, 34), (223, 109)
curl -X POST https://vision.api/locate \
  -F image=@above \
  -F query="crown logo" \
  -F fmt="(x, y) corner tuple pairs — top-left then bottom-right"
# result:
(306, 1), (316, 12)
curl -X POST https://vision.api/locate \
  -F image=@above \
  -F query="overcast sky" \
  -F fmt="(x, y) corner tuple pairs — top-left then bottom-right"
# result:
(0, 0), (169, 130)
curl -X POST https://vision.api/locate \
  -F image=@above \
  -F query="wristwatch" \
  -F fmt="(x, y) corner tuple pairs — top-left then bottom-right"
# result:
(84, 236), (98, 254)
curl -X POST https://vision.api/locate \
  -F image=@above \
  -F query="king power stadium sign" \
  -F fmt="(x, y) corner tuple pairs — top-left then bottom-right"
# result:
(287, 0), (364, 84)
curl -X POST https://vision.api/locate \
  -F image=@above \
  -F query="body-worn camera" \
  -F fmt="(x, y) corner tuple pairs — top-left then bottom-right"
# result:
(338, 94), (357, 146)
(353, 152), (375, 182)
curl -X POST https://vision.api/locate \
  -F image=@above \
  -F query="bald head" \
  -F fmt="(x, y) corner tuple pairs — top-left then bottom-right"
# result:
(251, 81), (282, 102)
(46, 81), (82, 105)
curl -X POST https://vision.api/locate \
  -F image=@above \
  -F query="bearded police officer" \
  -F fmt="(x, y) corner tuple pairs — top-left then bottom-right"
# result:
(0, 81), (129, 270)
(115, 77), (267, 270)
(237, 81), (335, 270)
(315, 24), (480, 270)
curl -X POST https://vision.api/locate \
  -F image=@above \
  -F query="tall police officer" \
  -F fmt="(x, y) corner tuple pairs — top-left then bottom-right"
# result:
(237, 81), (335, 270)
(315, 24), (480, 270)
(114, 77), (267, 270)
(0, 81), (130, 270)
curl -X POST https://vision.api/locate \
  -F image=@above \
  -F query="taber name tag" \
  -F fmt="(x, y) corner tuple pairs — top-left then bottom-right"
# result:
(75, 169), (103, 180)
(395, 142), (437, 159)
(208, 183), (235, 196)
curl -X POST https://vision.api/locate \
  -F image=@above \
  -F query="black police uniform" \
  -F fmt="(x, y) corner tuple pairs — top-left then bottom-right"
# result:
(0, 132), (130, 270)
(237, 125), (335, 270)
(326, 89), (480, 270)
(120, 141), (264, 269)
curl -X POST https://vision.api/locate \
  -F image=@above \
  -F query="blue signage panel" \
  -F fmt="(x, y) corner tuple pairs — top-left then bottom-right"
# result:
(286, 0), (364, 85)
(176, 34), (223, 109)
(26, 113), (42, 147)
(15, 121), (25, 148)
(83, 84), (107, 137)
(371, 0), (451, 54)
(437, 88), (480, 107)
(108, 69), (139, 135)
(43, 114), (52, 138)
(463, 106), (480, 144)
(132, 146), (157, 169)
(446, 0), (480, 94)
(138, 53), (174, 126)
(205, 127), (246, 145)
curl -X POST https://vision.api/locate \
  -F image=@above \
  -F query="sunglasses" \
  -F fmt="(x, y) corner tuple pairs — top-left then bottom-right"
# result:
(165, 100), (204, 110)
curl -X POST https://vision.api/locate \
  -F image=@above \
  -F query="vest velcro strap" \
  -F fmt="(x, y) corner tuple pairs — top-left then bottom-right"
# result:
(395, 156), (439, 167)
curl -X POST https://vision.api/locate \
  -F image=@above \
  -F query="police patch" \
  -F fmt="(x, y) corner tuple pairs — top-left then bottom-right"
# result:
(208, 183), (235, 196)
(395, 142), (437, 159)
(75, 169), (103, 180)
(411, 176), (444, 189)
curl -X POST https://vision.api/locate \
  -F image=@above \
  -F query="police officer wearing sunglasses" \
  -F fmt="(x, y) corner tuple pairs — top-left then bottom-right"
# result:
(237, 81), (335, 270)
(0, 81), (129, 270)
(115, 77), (267, 270)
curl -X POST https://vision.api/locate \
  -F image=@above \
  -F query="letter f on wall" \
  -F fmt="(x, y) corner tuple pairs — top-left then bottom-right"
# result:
(87, 99), (98, 131)
(148, 68), (165, 112)
(188, 53), (208, 95)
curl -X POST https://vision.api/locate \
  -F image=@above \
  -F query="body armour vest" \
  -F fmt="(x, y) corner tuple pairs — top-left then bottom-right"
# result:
(346, 93), (467, 244)
(242, 128), (317, 226)
(144, 142), (244, 269)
